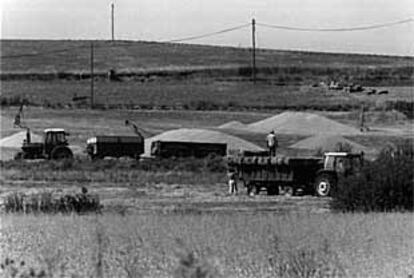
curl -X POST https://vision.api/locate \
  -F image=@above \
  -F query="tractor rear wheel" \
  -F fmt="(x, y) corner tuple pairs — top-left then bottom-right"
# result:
(51, 147), (73, 160)
(246, 183), (260, 196)
(314, 174), (335, 197)
(267, 185), (279, 195)
(14, 152), (24, 160)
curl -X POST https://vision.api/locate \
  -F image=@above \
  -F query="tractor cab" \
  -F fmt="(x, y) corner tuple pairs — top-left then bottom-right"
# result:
(323, 152), (364, 176)
(44, 128), (69, 154)
(312, 152), (365, 197)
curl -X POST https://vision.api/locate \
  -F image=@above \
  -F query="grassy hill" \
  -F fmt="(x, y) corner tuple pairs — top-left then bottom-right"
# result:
(1, 40), (412, 112)
(1, 40), (413, 85)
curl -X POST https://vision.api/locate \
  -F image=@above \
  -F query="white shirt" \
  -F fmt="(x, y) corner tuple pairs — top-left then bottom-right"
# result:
(266, 133), (276, 147)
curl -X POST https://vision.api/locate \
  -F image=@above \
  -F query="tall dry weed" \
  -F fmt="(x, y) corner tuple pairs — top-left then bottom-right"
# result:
(173, 238), (223, 278)
(267, 236), (345, 278)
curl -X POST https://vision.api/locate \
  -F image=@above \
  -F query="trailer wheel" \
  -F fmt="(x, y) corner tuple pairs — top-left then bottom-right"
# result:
(284, 186), (294, 197)
(314, 174), (335, 197)
(14, 152), (24, 160)
(90, 154), (102, 160)
(246, 183), (254, 195)
(267, 186), (279, 195)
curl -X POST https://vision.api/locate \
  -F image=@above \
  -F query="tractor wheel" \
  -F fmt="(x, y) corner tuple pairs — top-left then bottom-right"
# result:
(314, 174), (335, 197)
(14, 152), (24, 160)
(90, 154), (103, 160)
(254, 185), (261, 195)
(284, 186), (294, 197)
(267, 185), (279, 195)
(51, 147), (73, 160)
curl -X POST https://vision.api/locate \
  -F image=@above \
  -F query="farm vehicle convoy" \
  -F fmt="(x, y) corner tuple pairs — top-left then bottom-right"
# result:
(12, 106), (363, 197)
(14, 120), (227, 160)
(13, 125), (363, 197)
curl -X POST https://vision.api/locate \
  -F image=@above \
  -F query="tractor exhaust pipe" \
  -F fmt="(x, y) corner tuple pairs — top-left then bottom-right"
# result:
(26, 128), (31, 144)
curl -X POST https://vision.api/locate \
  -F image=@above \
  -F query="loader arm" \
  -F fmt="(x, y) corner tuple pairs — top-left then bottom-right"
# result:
(14, 102), (32, 143)
(125, 120), (147, 140)
(14, 102), (27, 128)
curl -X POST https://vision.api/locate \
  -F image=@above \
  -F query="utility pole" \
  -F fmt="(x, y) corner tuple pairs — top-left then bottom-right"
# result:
(90, 42), (94, 109)
(111, 3), (115, 41)
(359, 103), (366, 132)
(251, 18), (256, 84)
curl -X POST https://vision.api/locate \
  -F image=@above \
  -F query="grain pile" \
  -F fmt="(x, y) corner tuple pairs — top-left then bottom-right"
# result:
(0, 131), (42, 148)
(0, 131), (43, 160)
(290, 135), (370, 153)
(218, 121), (247, 130)
(248, 111), (360, 135)
(144, 128), (264, 156)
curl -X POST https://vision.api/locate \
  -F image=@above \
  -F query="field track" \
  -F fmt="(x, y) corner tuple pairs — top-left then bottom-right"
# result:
(0, 180), (330, 214)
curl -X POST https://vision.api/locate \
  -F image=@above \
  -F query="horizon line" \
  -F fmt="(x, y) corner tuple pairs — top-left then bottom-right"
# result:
(1, 38), (413, 58)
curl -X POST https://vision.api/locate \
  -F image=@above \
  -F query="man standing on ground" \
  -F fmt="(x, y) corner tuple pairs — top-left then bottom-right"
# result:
(227, 168), (238, 195)
(266, 130), (278, 156)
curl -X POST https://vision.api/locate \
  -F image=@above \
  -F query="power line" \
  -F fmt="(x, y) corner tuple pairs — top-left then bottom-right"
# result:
(0, 24), (250, 59)
(257, 17), (414, 32)
(161, 23), (250, 43)
(1, 17), (412, 59)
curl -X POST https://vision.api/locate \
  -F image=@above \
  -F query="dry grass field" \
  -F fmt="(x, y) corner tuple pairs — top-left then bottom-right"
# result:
(2, 80), (413, 111)
(1, 213), (413, 278)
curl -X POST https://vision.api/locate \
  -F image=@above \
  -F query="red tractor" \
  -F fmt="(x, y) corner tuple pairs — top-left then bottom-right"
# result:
(15, 128), (73, 160)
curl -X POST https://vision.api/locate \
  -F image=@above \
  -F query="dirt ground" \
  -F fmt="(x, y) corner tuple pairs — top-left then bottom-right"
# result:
(0, 179), (331, 215)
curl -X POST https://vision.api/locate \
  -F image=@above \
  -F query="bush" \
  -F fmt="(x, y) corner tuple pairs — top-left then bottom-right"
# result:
(173, 239), (223, 278)
(0, 96), (33, 106)
(4, 189), (102, 214)
(332, 141), (414, 212)
(385, 100), (414, 119)
(267, 236), (345, 278)
(1, 257), (49, 278)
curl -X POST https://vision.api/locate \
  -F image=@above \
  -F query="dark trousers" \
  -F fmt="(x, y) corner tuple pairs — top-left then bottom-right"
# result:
(269, 146), (276, 156)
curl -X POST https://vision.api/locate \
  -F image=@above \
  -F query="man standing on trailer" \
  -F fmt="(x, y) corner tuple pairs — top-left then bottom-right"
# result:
(266, 130), (278, 156)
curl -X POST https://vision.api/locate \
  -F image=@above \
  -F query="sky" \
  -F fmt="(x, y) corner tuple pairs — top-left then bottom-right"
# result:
(1, 0), (413, 56)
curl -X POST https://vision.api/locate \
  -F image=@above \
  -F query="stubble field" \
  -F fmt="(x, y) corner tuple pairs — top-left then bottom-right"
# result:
(1, 213), (413, 278)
